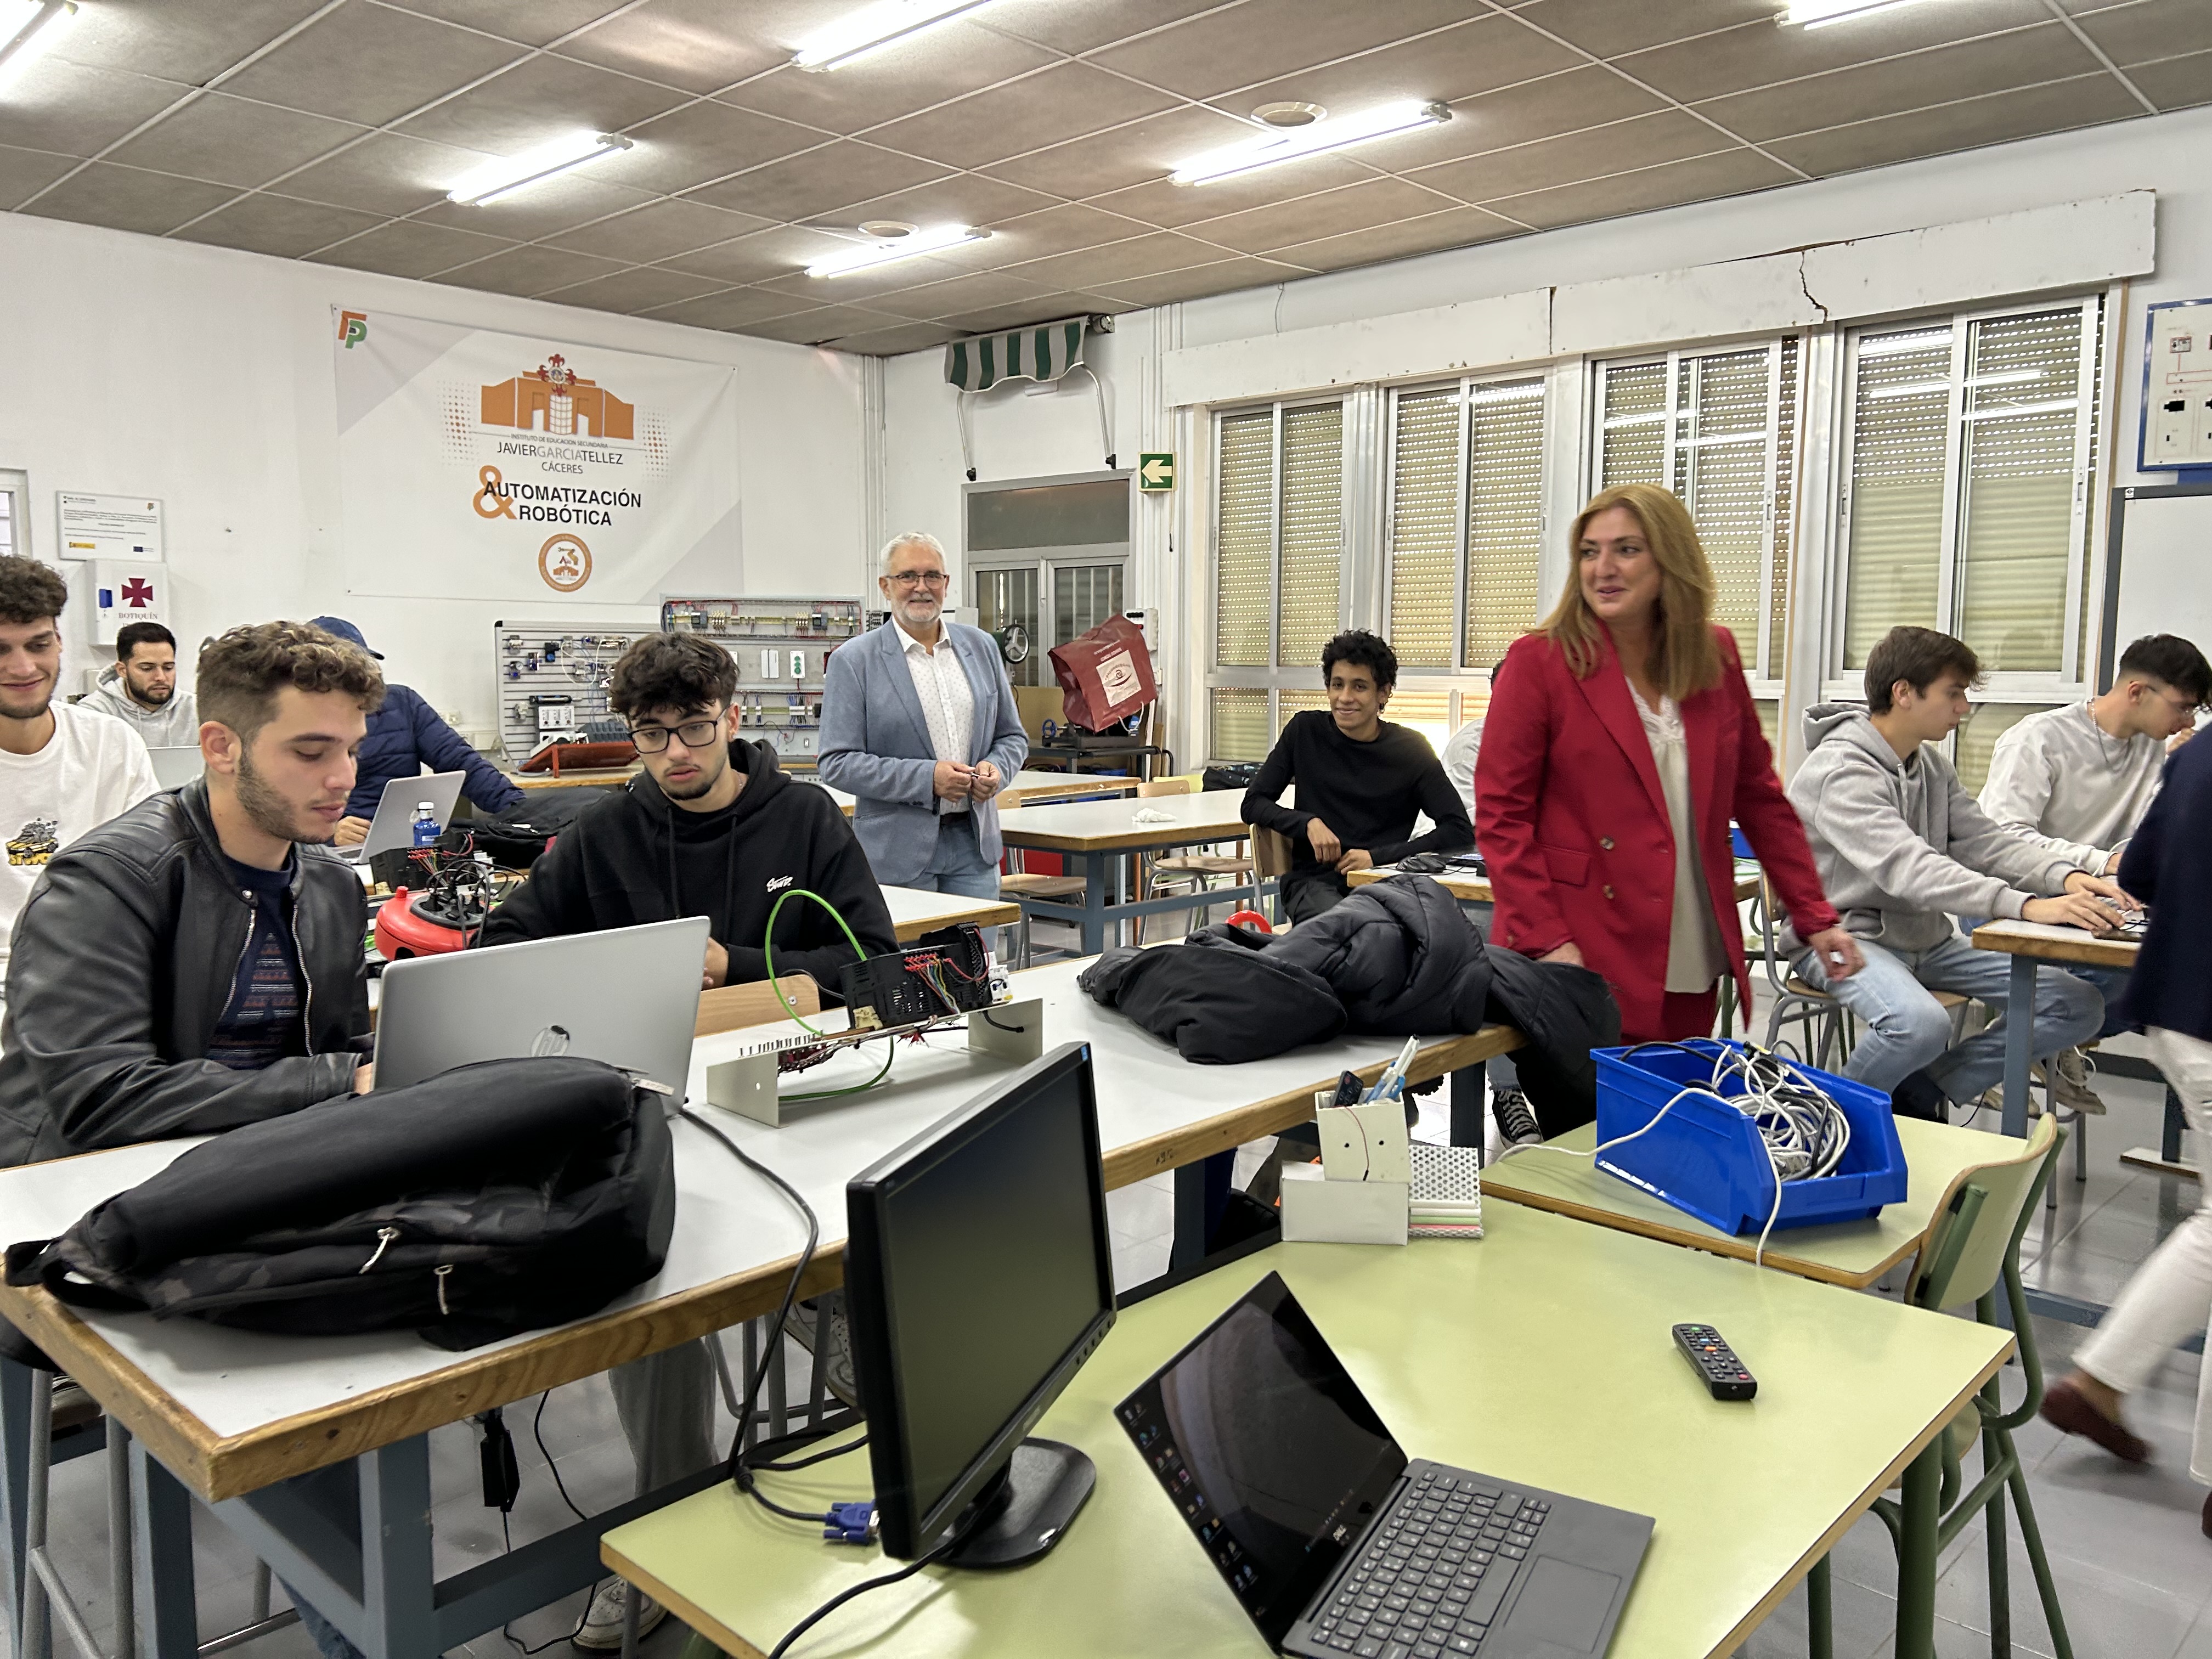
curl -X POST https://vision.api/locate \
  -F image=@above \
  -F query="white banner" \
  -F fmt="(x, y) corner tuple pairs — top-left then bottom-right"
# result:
(332, 308), (739, 603)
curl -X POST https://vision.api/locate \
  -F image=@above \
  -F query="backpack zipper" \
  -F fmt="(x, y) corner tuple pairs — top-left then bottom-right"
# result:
(359, 1226), (399, 1274)
(434, 1263), (453, 1316)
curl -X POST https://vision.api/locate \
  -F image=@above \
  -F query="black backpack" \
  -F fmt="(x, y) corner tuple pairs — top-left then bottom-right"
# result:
(5, 1057), (675, 1351)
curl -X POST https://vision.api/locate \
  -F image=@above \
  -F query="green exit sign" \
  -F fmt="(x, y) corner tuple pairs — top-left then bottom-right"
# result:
(1137, 453), (1176, 492)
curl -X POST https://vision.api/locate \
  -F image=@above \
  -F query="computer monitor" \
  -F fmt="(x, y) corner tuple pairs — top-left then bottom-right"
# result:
(844, 1041), (1115, 1566)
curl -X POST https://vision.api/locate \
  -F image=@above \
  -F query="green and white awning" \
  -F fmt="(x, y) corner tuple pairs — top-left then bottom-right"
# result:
(945, 316), (1088, 392)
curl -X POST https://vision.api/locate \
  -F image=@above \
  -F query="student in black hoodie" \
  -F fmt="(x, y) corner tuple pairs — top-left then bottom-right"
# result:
(483, 630), (895, 995)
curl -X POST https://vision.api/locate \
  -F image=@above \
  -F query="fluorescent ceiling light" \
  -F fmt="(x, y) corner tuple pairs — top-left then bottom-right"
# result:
(1784, 0), (1942, 27)
(806, 223), (988, 278)
(0, 1), (76, 91)
(447, 132), (633, 206)
(794, 0), (1003, 70)
(1171, 100), (1451, 185)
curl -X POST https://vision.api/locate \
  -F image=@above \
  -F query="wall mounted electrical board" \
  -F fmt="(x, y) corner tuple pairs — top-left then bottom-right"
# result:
(659, 595), (865, 767)
(492, 619), (646, 763)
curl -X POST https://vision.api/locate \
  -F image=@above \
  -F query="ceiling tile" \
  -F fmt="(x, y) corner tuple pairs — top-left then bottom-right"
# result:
(979, 105), (1254, 199)
(753, 252), (980, 302)
(1376, 66), (1662, 173)
(803, 173), (1063, 235)
(935, 296), (1120, 334)
(555, 0), (793, 93)
(1088, 155), (1379, 232)
(1002, 230), (1231, 290)
(718, 22), (1059, 136)
(396, 55), (690, 154)
(1690, 22), (2106, 143)
(413, 173), (658, 241)
(817, 320), (966, 355)
(915, 201), (1156, 274)
(50, 1), (328, 82)
(1765, 73), (2146, 174)
(1489, 147), (1797, 230)
(1410, 110), (1732, 205)
(1085, 0), (1475, 101)
(13, 162), (240, 236)
(0, 145), (82, 211)
(584, 100), (826, 197)
(682, 142), (950, 222)
(378, 1), (641, 48)
(1090, 255), (1313, 306)
(1250, 206), (1525, 273)
(862, 62), (1179, 170)
(221, 5), (524, 128)
(551, 198), (772, 262)
(168, 192), (385, 258)
(660, 223), (866, 283)
(2073, 0), (2212, 67)
(105, 95), (365, 190)
(535, 266), (731, 315)
(431, 243), (635, 298)
(860, 269), (1057, 320)
(2128, 47), (2212, 111)
(1176, 176), (1465, 255)
(742, 304), (912, 345)
(1618, 3), (2072, 105)
(634, 286), (820, 330)
(1500, 0), (1791, 61)
(272, 132), (483, 216)
(969, 0), (1228, 58)
(1226, 13), (1587, 114)
(0, 59), (188, 157)
(302, 219), (518, 279)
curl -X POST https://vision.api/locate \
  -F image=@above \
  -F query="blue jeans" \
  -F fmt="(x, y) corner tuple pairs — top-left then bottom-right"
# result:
(1795, 931), (2104, 1104)
(905, 865), (1001, 900)
(914, 813), (998, 899)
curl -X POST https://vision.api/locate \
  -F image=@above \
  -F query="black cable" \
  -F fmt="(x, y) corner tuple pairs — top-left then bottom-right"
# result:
(765, 1533), (963, 1659)
(497, 1486), (594, 1654)
(531, 1391), (589, 1523)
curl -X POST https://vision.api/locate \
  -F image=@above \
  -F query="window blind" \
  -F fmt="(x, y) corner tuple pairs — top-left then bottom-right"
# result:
(1841, 328), (1953, 669)
(1210, 688), (1269, 762)
(1388, 388), (1462, 668)
(1600, 362), (1667, 486)
(1278, 404), (1345, 668)
(1955, 702), (2044, 795)
(1768, 339), (1800, 677)
(1214, 410), (1274, 667)
(1672, 348), (1772, 667)
(1465, 382), (1546, 672)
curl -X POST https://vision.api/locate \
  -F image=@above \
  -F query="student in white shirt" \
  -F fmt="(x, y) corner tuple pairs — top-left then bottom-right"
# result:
(0, 556), (158, 1017)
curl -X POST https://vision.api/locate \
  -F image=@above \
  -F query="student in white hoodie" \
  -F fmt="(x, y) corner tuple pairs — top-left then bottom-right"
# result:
(82, 621), (200, 748)
(1787, 626), (2123, 1120)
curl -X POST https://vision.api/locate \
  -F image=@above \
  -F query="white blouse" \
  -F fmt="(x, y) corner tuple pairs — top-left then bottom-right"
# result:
(1629, 685), (1727, 995)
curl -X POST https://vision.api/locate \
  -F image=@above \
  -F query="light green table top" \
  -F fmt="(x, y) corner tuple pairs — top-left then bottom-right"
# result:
(1479, 1115), (2019, 1290)
(603, 1203), (2010, 1659)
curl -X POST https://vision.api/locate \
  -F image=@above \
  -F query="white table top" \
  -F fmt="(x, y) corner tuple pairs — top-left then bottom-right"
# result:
(880, 884), (1017, 935)
(0, 958), (1497, 1461)
(809, 772), (1136, 816)
(1970, 916), (2141, 969)
(996, 788), (1250, 850)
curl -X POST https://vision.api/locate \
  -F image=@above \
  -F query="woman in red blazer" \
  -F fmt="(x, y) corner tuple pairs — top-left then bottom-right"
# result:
(1476, 483), (1862, 1043)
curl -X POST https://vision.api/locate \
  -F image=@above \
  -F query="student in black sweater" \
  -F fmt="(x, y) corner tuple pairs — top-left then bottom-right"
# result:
(1242, 629), (1473, 923)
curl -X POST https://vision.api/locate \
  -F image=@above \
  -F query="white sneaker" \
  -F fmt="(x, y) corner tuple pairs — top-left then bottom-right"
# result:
(2047, 1048), (2108, 1115)
(573, 1578), (665, 1651)
(786, 1294), (859, 1408)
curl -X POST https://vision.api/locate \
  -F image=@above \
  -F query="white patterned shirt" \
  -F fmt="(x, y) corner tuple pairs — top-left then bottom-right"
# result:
(897, 620), (975, 815)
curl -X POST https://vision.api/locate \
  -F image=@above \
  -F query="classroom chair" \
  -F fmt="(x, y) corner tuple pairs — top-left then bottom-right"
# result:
(695, 973), (819, 1036)
(1136, 776), (1255, 943)
(998, 843), (1088, 968)
(1808, 1113), (2073, 1659)
(1252, 825), (1296, 928)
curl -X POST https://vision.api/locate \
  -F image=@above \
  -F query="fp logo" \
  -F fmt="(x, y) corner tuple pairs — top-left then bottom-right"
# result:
(338, 311), (368, 348)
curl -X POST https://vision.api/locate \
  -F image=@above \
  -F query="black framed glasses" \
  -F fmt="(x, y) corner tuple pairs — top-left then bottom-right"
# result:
(628, 718), (722, 753)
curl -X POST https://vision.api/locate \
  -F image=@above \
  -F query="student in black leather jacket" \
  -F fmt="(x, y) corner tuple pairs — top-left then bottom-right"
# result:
(0, 622), (383, 1167)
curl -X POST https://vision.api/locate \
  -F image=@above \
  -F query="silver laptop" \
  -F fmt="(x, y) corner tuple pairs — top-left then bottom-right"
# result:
(345, 771), (467, 862)
(146, 746), (204, 789)
(372, 917), (708, 1096)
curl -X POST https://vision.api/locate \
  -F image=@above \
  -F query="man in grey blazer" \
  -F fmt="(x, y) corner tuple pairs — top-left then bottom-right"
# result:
(821, 531), (1028, 897)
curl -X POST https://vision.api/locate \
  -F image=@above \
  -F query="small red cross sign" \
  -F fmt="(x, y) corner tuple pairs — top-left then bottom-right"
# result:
(120, 577), (154, 608)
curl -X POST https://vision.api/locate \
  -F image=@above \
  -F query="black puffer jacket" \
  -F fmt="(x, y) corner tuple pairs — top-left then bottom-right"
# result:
(1261, 876), (1493, 1035)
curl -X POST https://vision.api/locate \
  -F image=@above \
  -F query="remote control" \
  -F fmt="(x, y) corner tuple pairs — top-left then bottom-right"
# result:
(1674, 1323), (1757, 1400)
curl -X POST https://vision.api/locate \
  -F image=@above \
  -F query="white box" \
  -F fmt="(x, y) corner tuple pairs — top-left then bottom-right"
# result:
(1318, 1100), (1410, 1185)
(1279, 1164), (1408, 1245)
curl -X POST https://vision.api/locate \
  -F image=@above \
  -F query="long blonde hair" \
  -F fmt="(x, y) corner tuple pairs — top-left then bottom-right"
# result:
(1537, 483), (1723, 701)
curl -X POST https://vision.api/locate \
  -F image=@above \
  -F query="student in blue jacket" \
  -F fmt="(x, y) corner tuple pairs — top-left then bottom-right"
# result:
(309, 617), (523, 840)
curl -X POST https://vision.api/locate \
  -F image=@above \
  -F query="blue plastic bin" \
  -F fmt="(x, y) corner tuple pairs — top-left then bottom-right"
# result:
(1592, 1040), (1907, 1235)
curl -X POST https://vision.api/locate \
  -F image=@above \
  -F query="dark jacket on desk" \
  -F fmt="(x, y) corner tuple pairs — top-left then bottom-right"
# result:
(482, 740), (897, 996)
(348, 683), (524, 820)
(2117, 735), (2212, 1044)
(0, 782), (371, 1168)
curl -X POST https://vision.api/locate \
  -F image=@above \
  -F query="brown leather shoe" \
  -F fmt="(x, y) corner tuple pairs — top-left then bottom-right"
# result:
(2041, 1376), (2151, 1464)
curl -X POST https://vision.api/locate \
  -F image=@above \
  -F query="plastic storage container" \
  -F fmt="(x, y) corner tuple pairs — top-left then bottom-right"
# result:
(1592, 1039), (1907, 1235)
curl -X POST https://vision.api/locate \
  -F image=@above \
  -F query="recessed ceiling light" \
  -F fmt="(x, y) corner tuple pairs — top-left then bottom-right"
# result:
(1782, 0), (1942, 27)
(857, 219), (918, 240)
(806, 223), (989, 278)
(0, 1), (77, 92)
(1252, 101), (1325, 129)
(447, 132), (633, 206)
(1171, 100), (1451, 185)
(794, 0), (1005, 71)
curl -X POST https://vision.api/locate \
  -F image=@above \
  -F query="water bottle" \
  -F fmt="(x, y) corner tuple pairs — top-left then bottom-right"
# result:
(411, 802), (441, 848)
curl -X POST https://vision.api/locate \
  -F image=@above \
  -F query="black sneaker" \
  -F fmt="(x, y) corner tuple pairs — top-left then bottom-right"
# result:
(1890, 1069), (1947, 1122)
(1492, 1088), (1542, 1149)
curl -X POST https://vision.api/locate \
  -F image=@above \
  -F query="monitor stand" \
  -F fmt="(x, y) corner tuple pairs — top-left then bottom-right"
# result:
(944, 1438), (1095, 1569)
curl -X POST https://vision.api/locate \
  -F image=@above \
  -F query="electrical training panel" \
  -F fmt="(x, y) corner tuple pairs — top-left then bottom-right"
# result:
(659, 596), (865, 766)
(493, 619), (646, 764)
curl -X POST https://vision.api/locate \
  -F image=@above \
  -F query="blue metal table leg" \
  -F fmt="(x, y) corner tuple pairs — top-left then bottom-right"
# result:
(1081, 854), (1107, 957)
(129, 1440), (197, 1659)
(2002, 955), (2036, 1139)
(359, 1438), (436, 1659)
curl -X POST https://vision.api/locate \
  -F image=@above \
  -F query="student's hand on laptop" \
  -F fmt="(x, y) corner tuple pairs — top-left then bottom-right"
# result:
(353, 1064), (374, 1094)
(334, 815), (371, 846)
(1335, 848), (1374, 874)
(1306, 819), (1342, 863)
(969, 761), (1001, 800)
(1805, 926), (1865, 980)
(933, 759), (977, 800)
(2024, 889), (2121, 934)
(703, 938), (729, 989)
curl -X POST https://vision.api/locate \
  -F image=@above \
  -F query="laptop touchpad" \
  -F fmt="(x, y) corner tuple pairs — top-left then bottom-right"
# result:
(1504, 1557), (1618, 1652)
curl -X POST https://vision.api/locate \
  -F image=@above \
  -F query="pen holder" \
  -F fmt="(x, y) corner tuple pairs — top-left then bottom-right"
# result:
(1279, 1087), (1409, 1246)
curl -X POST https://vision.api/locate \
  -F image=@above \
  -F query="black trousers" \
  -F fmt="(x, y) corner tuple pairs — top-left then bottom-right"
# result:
(1280, 872), (1350, 925)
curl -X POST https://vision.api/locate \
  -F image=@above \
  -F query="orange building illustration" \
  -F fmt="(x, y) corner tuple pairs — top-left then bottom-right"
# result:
(481, 354), (634, 439)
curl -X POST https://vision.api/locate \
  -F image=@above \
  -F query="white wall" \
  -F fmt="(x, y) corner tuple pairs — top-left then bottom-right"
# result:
(0, 212), (868, 741)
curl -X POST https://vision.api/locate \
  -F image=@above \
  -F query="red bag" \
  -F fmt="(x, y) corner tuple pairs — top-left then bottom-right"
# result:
(1049, 614), (1155, 732)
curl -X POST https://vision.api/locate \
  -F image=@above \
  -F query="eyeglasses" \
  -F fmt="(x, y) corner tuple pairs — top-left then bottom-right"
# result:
(628, 718), (722, 753)
(887, 569), (950, 588)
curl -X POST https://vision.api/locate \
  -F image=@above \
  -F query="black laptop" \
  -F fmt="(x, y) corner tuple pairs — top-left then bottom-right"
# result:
(1118, 1273), (1652, 1659)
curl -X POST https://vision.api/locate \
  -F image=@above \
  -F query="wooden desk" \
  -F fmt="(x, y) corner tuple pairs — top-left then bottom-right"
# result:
(1968, 919), (2138, 1141)
(1479, 1115), (2017, 1289)
(997, 790), (1257, 954)
(0, 960), (1513, 1659)
(506, 765), (637, 791)
(603, 1214), (2011, 1659)
(881, 886), (1020, 941)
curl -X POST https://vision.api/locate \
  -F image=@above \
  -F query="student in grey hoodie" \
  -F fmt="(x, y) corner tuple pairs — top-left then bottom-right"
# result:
(1788, 625), (2125, 1119)
(82, 621), (199, 748)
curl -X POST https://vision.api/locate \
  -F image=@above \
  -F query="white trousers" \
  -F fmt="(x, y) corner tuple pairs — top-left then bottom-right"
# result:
(2075, 1027), (2212, 1483)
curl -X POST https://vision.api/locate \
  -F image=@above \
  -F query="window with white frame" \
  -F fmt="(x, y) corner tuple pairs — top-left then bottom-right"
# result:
(0, 471), (25, 561)
(1833, 297), (2103, 789)
(1209, 399), (1346, 759)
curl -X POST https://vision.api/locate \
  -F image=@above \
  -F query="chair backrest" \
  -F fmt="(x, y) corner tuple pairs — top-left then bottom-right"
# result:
(1911, 1113), (2062, 1312)
(1253, 825), (1296, 879)
(695, 973), (820, 1037)
(1137, 776), (1193, 798)
(1757, 873), (1794, 994)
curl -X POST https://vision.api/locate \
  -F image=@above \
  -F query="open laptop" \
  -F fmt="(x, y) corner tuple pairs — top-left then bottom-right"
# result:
(1120, 1272), (1651, 1659)
(146, 746), (204, 790)
(371, 917), (708, 1096)
(343, 771), (466, 863)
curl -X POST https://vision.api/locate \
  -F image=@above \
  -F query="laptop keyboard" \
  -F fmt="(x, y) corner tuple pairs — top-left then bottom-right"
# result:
(1308, 1470), (1550, 1658)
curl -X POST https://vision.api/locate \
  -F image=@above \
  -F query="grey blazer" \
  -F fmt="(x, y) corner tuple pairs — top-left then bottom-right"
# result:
(818, 619), (1029, 885)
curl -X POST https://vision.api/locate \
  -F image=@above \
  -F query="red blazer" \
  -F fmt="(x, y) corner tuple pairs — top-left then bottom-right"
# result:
(1475, 626), (1838, 1039)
